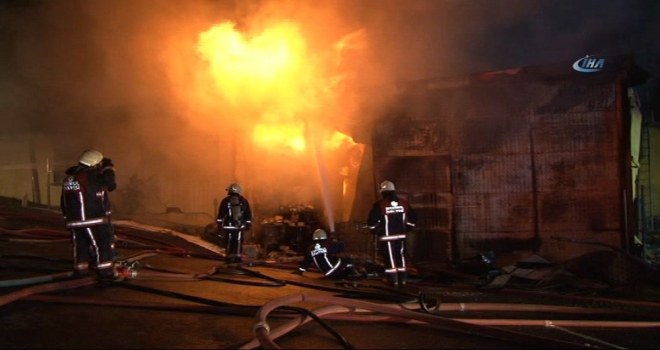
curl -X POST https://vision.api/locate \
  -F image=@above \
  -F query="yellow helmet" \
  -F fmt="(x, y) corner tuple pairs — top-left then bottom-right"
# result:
(312, 229), (328, 240)
(79, 150), (103, 167)
(226, 183), (242, 195)
(379, 180), (396, 192)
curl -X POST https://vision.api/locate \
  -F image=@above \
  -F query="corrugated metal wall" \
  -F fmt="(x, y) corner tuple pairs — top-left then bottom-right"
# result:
(371, 65), (628, 264)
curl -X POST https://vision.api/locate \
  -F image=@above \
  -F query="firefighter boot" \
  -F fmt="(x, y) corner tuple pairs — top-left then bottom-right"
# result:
(387, 272), (399, 287)
(399, 271), (408, 286)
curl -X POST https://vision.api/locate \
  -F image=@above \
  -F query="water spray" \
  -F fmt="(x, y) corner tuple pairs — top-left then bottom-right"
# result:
(305, 119), (335, 233)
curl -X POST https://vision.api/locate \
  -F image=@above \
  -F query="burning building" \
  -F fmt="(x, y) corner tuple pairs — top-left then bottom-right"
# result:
(1, 1), (659, 268)
(0, 3), (372, 257)
(348, 55), (659, 266)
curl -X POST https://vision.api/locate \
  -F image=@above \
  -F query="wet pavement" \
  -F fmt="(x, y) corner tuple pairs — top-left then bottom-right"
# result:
(2, 197), (660, 349)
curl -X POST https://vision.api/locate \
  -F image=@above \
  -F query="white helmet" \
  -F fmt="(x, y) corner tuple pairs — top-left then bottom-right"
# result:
(226, 183), (242, 195)
(79, 150), (103, 167)
(379, 180), (396, 192)
(312, 229), (328, 240)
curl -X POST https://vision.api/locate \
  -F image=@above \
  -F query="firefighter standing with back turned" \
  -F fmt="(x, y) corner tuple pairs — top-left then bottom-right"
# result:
(367, 180), (417, 286)
(60, 150), (118, 281)
(216, 183), (252, 264)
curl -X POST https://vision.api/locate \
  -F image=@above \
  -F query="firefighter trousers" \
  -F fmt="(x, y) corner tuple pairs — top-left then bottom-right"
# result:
(224, 229), (244, 263)
(380, 239), (407, 285)
(70, 224), (116, 276)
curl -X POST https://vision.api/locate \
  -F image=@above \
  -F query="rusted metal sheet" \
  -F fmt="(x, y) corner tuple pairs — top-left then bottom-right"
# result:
(454, 193), (535, 233)
(452, 154), (533, 194)
(407, 229), (452, 263)
(534, 151), (620, 192)
(407, 192), (452, 230)
(455, 231), (539, 261)
(531, 111), (618, 153)
(537, 191), (621, 232)
(452, 115), (531, 155)
(369, 58), (638, 264)
(453, 194), (487, 233)
(533, 81), (616, 114)
(538, 230), (623, 263)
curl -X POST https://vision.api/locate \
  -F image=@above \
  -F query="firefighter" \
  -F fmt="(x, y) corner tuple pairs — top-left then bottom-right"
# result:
(60, 150), (118, 280)
(367, 180), (417, 286)
(216, 183), (252, 264)
(293, 229), (362, 280)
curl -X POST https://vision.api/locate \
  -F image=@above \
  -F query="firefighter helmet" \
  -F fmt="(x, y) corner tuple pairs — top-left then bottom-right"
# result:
(312, 229), (328, 240)
(226, 183), (242, 195)
(379, 180), (396, 192)
(78, 150), (104, 167)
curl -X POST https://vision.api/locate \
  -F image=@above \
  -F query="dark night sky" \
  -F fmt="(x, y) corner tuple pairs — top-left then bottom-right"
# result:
(473, 0), (658, 76)
(357, 0), (660, 82)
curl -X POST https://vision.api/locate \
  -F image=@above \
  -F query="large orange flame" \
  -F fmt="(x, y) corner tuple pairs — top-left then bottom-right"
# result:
(196, 20), (364, 152)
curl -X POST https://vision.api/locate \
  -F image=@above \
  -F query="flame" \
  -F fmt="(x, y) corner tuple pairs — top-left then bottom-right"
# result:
(196, 20), (365, 152)
(324, 130), (355, 150)
(196, 21), (311, 109)
(253, 123), (306, 152)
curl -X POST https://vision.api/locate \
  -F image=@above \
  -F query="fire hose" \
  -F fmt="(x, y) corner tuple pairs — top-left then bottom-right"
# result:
(241, 301), (659, 349)
(1, 269), (656, 350)
(0, 271), (647, 350)
(0, 275), (96, 307)
(249, 293), (594, 349)
(2, 210), (659, 349)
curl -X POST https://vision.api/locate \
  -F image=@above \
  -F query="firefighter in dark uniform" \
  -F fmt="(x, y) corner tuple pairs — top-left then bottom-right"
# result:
(367, 180), (417, 286)
(293, 229), (361, 279)
(60, 150), (117, 280)
(216, 183), (252, 264)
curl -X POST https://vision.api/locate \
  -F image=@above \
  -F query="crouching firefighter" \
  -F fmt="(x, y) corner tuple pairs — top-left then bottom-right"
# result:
(367, 180), (418, 286)
(60, 150), (118, 280)
(293, 229), (363, 280)
(216, 183), (252, 264)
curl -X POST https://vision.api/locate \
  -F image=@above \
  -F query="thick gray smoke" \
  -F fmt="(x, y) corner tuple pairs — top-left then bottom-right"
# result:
(0, 0), (657, 221)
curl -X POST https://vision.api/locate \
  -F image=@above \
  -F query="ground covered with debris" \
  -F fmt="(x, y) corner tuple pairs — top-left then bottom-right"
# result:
(2, 196), (660, 349)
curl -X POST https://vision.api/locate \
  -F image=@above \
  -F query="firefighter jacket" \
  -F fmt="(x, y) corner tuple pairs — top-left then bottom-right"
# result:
(60, 164), (116, 228)
(367, 193), (417, 242)
(299, 239), (343, 277)
(216, 194), (252, 231)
